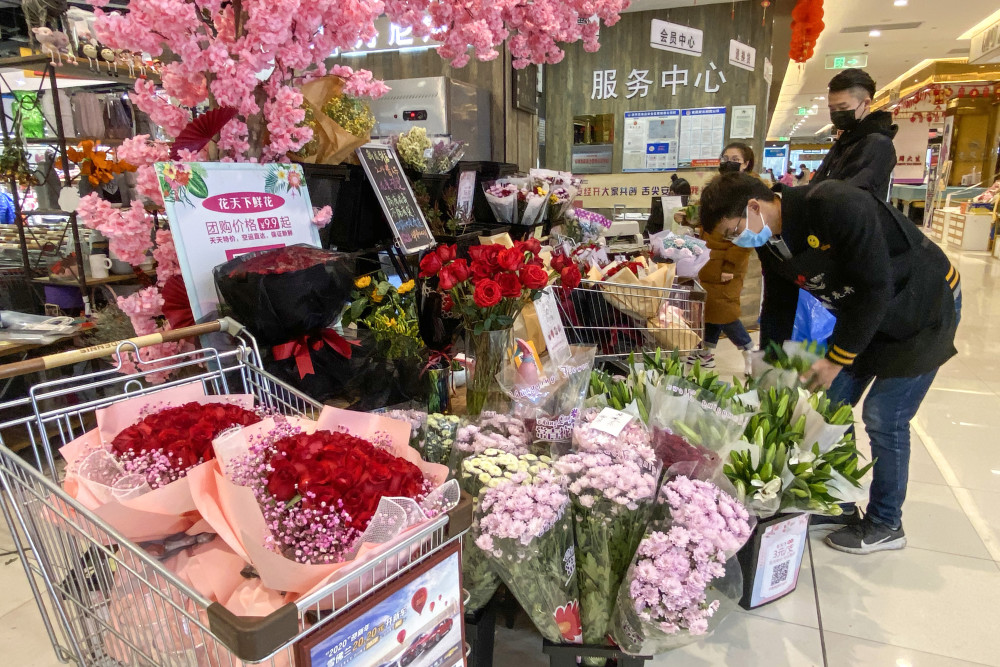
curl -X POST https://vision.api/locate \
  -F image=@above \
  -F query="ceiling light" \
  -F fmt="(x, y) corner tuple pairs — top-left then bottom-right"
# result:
(869, 29), (882, 37)
(893, 0), (907, 6)
(814, 96), (825, 101)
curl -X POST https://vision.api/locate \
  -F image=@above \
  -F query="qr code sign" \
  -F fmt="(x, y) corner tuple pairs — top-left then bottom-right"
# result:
(770, 560), (790, 588)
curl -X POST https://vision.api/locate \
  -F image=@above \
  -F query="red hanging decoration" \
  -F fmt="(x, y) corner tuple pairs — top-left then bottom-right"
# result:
(789, 0), (824, 64)
(761, 0), (771, 26)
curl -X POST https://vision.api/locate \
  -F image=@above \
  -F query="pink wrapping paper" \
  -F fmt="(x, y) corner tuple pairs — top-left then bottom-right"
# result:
(188, 408), (450, 596)
(58, 385), (257, 542)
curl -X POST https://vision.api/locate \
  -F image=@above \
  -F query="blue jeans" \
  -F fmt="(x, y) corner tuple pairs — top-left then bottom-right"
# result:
(704, 320), (753, 350)
(826, 291), (962, 529)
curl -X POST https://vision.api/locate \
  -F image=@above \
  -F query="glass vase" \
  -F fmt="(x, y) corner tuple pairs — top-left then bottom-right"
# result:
(466, 327), (514, 416)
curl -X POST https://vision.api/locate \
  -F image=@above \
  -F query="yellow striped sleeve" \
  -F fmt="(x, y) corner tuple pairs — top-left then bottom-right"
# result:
(831, 345), (857, 360)
(947, 265), (960, 289)
(827, 349), (855, 366)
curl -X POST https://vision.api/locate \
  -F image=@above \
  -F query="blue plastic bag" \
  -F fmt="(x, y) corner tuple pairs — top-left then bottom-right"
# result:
(792, 289), (836, 345)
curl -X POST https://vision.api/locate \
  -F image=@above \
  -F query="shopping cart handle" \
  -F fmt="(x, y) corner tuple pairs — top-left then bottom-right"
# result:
(0, 317), (247, 380)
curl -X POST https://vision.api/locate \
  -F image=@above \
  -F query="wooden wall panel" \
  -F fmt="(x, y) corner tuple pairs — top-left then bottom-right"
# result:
(544, 2), (775, 173)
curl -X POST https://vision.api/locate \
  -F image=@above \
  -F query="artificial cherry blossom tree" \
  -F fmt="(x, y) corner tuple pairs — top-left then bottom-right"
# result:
(78, 0), (629, 380)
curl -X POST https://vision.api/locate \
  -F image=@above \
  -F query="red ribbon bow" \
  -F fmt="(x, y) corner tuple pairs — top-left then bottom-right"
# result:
(421, 346), (454, 378)
(273, 329), (359, 379)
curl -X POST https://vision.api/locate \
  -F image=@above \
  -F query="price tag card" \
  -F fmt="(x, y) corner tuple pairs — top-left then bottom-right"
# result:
(751, 513), (809, 607)
(534, 287), (571, 365)
(456, 170), (477, 217)
(591, 407), (634, 437)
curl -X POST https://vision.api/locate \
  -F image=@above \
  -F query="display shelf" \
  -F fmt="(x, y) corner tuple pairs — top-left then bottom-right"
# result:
(0, 54), (160, 86)
(946, 211), (992, 252)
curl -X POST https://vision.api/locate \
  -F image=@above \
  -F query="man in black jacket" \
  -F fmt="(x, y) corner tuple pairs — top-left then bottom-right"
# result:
(812, 69), (898, 200)
(699, 173), (961, 555)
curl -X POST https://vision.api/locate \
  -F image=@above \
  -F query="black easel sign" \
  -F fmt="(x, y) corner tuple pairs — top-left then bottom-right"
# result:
(356, 144), (436, 254)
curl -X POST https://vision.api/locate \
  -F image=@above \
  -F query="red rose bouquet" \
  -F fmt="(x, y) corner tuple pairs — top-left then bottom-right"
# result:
(59, 384), (260, 542)
(230, 423), (431, 564)
(111, 402), (262, 488)
(421, 240), (556, 413)
(188, 407), (457, 596)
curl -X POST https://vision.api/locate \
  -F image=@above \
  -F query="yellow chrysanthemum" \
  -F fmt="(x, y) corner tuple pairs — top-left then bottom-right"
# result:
(355, 275), (372, 289)
(397, 279), (415, 294)
(371, 290), (384, 303)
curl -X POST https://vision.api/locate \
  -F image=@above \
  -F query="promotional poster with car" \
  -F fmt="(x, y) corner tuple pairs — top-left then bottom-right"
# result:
(306, 547), (465, 667)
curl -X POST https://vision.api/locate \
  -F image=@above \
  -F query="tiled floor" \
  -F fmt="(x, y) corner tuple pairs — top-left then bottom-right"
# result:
(1, 246), (999, 666)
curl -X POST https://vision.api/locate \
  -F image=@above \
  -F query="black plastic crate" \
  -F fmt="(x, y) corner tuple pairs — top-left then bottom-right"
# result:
(303, 163), (394, 252)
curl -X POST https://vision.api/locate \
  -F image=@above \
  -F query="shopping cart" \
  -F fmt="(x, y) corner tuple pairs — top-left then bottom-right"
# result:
(556, 279), (706, 360)
(0, 318), (472, 666)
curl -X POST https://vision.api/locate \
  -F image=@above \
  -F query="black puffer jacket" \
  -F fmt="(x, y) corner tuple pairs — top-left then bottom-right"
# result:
(811, 110), (898, 200)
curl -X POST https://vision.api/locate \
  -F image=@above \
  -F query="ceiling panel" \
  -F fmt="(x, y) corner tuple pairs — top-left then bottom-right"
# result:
(768, 0), (1000, 141)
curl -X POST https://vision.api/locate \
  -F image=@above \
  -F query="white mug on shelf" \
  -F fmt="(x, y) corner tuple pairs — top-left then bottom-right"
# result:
(88, 254), (113, 279)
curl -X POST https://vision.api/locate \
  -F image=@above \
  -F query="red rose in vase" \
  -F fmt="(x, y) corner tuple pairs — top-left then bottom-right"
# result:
(470, 259), (493, 283)
(420, 252), (443, 277)
(473, 279), (503, 308)
(520, 264), (549, 290)
(496, 272), (523, 298)
(436, 244), (457, 263)
(497, 247), (524, 271)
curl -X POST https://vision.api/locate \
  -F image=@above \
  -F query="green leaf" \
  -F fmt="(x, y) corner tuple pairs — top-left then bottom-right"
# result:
(187, 172), (209, 199)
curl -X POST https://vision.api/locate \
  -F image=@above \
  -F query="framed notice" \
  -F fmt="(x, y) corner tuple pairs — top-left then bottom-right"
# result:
(622, 109), (680, 173)
(296, 541), (466, 667)
(678, 107), (727, 168)
(155, 162), (321, 322)
(730, 105), (757, 140)
(356, 144), (436, 255)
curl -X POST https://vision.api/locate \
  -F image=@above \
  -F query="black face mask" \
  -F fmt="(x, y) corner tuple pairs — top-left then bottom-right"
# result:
(719, 161), (742, 174)
(830, 108), (860, 131)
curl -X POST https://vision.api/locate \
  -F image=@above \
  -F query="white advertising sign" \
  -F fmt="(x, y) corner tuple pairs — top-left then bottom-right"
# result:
(156, 162), (321, 322)
(729, 39), (757, 71)
(970, 19), (1000, 64)
(650, 19), (703, 57)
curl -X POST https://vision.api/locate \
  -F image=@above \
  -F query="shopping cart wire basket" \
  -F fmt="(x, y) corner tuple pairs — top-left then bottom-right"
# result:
(0, 318), (472, 666)
(556, 279), (707, 360)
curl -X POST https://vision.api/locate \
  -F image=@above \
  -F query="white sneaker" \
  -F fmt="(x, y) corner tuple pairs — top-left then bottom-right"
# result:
(742, 350), (753, 376)
(686, 351), (716, 369)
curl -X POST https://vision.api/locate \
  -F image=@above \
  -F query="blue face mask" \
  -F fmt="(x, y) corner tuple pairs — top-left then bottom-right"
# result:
(733, 204), (773, 248)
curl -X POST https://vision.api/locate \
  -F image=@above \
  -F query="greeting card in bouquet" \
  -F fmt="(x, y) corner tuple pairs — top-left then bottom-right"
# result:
(59, 383), (261, 542)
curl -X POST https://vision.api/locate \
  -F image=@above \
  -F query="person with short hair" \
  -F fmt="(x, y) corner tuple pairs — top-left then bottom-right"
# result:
(698, 172), (960, 555)
(813, 68), (898, 199)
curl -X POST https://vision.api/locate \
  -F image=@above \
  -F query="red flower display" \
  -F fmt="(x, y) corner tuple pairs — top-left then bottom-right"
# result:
(111, 402), (261, 486)
(420, 240), (552, 333)
(265, 429), (426, 530)
(474, 279), (503, 308)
